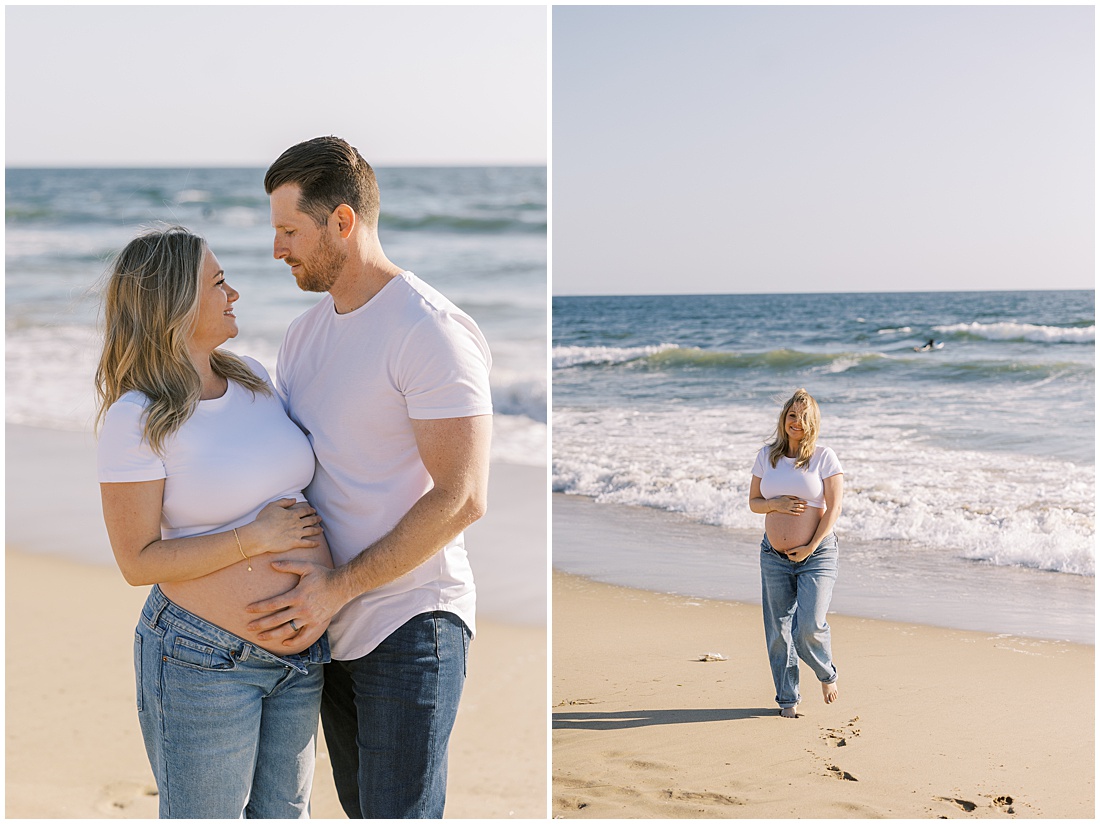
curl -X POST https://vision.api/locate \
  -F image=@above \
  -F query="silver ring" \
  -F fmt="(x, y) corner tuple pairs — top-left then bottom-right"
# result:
(289, 619), (300, 632)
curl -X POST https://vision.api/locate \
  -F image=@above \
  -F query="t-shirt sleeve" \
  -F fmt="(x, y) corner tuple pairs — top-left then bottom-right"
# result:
(751, 446), (768, 478)
(97, 399), (166, 483)
(819, 446), (844, 478)
(273, 337), (294, 413)
(397, 312), (494, 420)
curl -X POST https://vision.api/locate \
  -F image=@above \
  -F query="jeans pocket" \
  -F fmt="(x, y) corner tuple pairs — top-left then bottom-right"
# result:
(134, 632), (143, 713)
(165, 633), (237, 672)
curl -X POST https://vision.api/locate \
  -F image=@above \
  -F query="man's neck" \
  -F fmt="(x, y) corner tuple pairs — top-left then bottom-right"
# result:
(329, 256), (406, 315)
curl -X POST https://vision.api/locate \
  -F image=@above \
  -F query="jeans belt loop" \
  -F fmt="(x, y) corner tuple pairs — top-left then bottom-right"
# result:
(148, 585), (171, 629)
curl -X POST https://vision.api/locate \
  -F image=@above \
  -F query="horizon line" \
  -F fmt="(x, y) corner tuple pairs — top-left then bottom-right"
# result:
(6, 160), (547, 170)
(552, 287), (1095, 298)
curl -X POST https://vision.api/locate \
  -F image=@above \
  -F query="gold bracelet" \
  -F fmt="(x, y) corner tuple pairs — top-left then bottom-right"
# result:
(233, 528), (251, 571)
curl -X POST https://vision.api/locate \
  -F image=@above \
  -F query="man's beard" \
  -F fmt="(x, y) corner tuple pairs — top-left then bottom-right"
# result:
(290, 232), (347, 293)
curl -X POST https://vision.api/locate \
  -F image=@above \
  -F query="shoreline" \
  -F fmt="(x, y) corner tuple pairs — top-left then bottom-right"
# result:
(552, 492), (1094, 645)
(552, 569), (1094, 818)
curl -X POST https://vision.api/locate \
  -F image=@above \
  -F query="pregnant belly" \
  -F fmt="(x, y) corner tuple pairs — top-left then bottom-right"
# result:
(160, 539), (333, 656)
(765, 507), (824, 552)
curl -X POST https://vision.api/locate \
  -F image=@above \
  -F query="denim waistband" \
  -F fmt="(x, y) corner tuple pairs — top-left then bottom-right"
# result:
(761, 532), (838, 555)
(141, 584), (330, 672)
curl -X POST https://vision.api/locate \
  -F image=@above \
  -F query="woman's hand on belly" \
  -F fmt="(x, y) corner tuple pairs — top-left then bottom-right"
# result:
(237, 499), (325, 559)
(770, 495), (808, 516)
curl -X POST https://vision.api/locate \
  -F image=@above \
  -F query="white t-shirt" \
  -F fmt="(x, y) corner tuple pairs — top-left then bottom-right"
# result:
(96, 357), (315, 539)
(276, 271), (493, 661)
(752, 444), (843, 510)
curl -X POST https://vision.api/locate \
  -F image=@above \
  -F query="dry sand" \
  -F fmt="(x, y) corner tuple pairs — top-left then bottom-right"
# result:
(5, 423), (547, 818)
(552, 570), (1094, 819)
(6, 551), (546, 818)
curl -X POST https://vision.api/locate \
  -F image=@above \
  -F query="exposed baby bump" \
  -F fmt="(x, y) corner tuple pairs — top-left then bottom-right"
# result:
(765, 507), (823, 552)
(159, 543), (333, 655)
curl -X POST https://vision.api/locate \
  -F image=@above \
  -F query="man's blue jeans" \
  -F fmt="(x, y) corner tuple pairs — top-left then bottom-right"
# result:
(759, 533), (839, 709)
(321, 610), (471, 819)
(135, 585), (330, 818)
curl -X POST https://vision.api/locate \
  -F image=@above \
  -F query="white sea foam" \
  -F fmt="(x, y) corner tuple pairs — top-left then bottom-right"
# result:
(553, 343), (679, 369)
(6, 326), (547, 466)
(934, 321), (1095, 344)
(553, 405), (1095, 576)
(489, 368), (547, 423)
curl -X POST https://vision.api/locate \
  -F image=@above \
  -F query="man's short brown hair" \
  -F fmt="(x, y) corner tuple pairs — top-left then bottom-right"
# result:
(264, 136), (380, 228)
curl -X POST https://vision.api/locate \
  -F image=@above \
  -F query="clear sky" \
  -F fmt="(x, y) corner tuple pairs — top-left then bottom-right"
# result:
(553, 5), (1093, 295)
(6, 5), (546, 167)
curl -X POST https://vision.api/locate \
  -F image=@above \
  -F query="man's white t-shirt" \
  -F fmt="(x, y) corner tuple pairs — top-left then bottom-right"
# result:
(277, 271), (493, 660)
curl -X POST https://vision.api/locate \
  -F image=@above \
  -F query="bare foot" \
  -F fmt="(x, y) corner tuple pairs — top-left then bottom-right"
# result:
(822, 680), (838, 704)
(780, 706), (799, 718)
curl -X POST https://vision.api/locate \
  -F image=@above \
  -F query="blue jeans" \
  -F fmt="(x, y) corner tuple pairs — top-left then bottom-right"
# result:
(134, 585), (330, 818)
(320, 610), (471, 819)
(759, 533), (839, 709)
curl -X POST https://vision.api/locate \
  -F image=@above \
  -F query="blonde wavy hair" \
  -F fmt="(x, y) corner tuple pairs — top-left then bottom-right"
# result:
(767, 388), (821, 469)
(94, 225), (269, 456)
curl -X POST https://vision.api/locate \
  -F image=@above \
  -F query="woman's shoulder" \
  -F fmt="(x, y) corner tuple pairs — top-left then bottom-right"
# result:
(752, 443), (774, 474)
(224, 353), (274, 389)
(105, 390), (151, 416)
(812, 444), (843, 473)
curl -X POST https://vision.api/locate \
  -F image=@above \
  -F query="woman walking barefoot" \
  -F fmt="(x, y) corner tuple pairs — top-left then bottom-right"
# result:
(748, 388), (844, 718)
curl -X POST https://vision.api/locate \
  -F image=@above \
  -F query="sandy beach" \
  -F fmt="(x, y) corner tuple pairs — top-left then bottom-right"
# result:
(552, 570), (1094, 818)
(5, 424), (547, 818)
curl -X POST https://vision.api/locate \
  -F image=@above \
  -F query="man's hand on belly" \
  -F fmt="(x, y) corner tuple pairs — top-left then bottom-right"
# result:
(245, 559), (347, 646)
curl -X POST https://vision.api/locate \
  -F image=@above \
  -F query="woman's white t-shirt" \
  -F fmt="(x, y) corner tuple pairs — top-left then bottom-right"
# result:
(96, 357), (315, 539)
(752, 444), (843, 510)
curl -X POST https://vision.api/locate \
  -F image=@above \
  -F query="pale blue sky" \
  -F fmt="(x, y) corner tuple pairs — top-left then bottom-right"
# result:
(553, 5), (1093, 295)
(6, 5), (546, 167)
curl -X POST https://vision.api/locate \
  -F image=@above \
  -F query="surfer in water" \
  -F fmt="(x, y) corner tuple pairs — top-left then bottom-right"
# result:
(914, 339), (941, 352)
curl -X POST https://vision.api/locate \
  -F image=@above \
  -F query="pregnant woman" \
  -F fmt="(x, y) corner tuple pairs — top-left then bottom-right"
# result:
(95, 226), (333, 817)
(749, 388), (844, 718)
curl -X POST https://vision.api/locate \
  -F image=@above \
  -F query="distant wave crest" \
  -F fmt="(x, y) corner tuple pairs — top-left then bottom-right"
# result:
(934, 321), (1094, 344)
(554, 344), (886, 374)
(553, 344), (679, 369)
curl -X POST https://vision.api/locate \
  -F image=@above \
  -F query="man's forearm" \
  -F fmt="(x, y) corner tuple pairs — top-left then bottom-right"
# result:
(332, 483), (487, 604)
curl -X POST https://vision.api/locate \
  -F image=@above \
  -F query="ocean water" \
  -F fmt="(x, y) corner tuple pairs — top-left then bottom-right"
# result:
(553, 291), (1095, 637)
(6, 166), (547, 466)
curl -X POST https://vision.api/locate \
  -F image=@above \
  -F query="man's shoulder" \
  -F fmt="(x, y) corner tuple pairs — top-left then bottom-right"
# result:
(397, 272), (469, 321)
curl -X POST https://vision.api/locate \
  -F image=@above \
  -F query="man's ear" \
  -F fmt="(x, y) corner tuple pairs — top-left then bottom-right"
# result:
(332, 204), (356, 238)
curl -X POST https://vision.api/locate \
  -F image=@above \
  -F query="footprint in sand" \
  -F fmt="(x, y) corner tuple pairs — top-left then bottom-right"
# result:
(936, 796), (977, 812)
(96, 780), (158, 814)
(663, 789), (743, 806)
(993, 795), (1016, 815)
(821, 716), (862, 748)
(554, 698), (598, 707)
(826, 764), (859, 782)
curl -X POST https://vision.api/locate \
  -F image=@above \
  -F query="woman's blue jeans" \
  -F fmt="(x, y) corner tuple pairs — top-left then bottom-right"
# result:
(759, 533), (839, 709)
(320, 610), (471, 819)
(134, 585), (330, 818)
